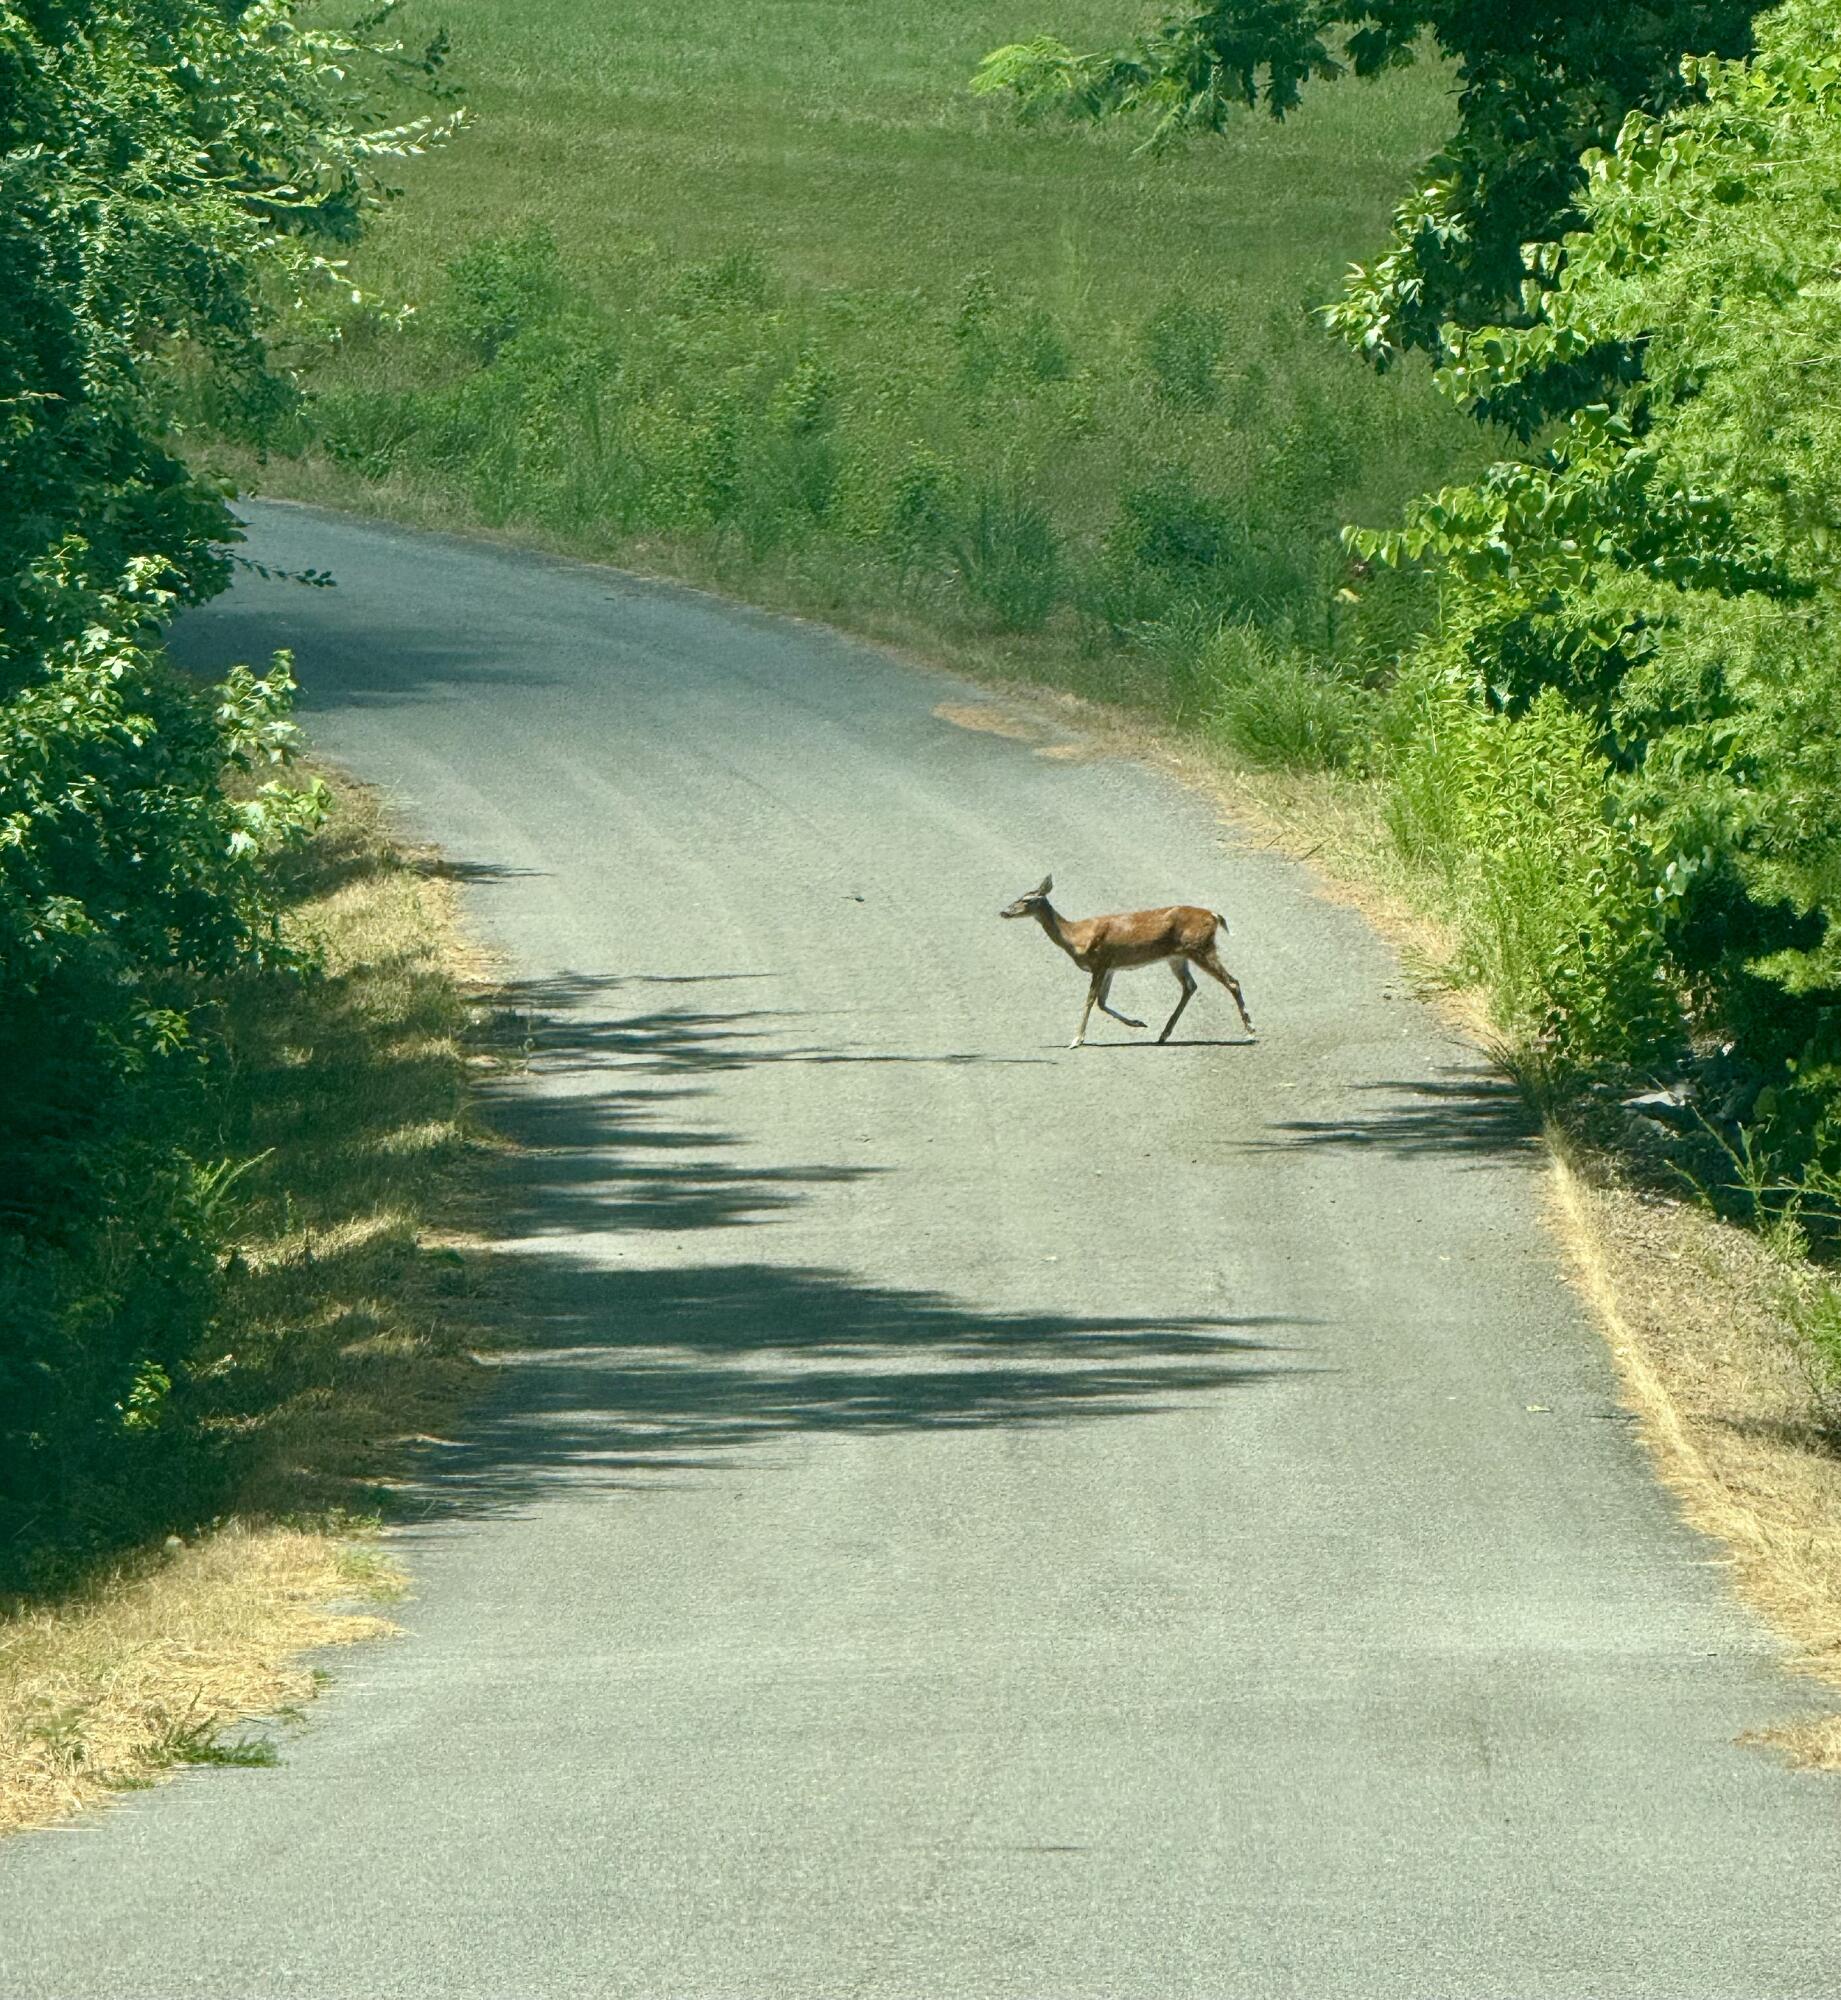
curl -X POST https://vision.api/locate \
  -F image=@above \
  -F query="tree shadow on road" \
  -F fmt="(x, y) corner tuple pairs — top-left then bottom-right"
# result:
(401, 1257), (1299, 1519)
(1237, 1070), (1537, 1164)
(486, 968), (1052, 1082)
(384, 966), (1304, 1521)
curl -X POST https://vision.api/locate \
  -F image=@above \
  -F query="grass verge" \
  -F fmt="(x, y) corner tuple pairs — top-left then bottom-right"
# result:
(0, 1526), (399, 1836)
(1552, 1166), (1841, 1764)
(0, 769), (497, 1835)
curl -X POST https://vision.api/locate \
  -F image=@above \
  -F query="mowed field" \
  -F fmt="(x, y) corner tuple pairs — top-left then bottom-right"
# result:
(361, 2), (1445, 313)
(231, 1), (1479, 731)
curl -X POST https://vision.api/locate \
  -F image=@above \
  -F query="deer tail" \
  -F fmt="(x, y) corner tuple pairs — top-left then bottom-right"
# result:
(1214, 910), (1231, 936)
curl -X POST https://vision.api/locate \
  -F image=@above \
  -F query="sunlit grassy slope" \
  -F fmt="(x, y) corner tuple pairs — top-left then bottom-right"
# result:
(366, 2), (1450, 312)
(231, 3), (1479, 742)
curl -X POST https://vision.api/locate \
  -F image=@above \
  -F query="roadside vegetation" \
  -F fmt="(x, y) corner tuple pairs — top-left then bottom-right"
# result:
(0, 0), (491, 1825)
(0, 772), (495, 1830)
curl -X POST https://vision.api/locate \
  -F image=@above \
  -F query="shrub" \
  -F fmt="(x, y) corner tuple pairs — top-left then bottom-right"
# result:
(952, 271), (1073, 392)
(1015, 306), (1073, 384)
(870, 448), (963, 579)
(1205, 627), (1368, 770)
(1087, 472), (1247, 632)
(1113, 472), (1239, 575)
(441, 227), (566, 360)
(1387, 669), (1679, 1063)
(952, 485), (1062, 629)
(0, 0), (435, 1586)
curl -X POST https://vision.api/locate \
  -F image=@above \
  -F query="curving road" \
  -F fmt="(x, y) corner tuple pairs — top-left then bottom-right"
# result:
(7, 502), (1841, 1997)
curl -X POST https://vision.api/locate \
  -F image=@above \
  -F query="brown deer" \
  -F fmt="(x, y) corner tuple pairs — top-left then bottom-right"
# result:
(999, 875), (1255, 1048)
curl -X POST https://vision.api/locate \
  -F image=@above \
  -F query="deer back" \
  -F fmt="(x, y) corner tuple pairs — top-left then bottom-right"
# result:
(1078, 904), (1219, 969)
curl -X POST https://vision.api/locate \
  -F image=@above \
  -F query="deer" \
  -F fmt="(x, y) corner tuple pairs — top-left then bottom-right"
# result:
(999, 875), (1255, 1049)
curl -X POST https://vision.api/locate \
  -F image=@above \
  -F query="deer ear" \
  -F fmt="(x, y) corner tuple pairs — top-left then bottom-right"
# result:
(1037, 875), (1053, 896)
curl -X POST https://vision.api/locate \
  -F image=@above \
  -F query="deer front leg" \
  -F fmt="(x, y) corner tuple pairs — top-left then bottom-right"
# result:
(1071, 971), (1106, 1048)
(1158, 962), (1196, 1044)
(1095, 970), (1146, 1031)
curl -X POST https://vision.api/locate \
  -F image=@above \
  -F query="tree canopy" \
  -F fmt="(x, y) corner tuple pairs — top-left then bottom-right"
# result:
(0, 0), (454, 1580)
(1357, 0), (1841, 1173)
(975, 0), (1759, 400)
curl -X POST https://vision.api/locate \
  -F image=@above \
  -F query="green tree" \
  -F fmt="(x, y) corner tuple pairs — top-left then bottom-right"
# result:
(975, 1), (1759, 414)
(0, 0), (455, 1582)
(1356, 0), (1841, 1176)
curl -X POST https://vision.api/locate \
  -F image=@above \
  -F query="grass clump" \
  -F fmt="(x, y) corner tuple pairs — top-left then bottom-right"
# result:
(0, 1525), (400, 1835)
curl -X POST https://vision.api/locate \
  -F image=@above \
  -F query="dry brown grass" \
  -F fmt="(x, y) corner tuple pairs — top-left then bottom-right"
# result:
(1552, 1166), (1841, 1763)
(0, 1526), (399, 1836)
(0, 768), (498, 1836)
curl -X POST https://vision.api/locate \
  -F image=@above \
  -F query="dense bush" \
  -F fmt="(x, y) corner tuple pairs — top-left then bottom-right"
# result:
(0, 0), (451, 1588)
(1353, 0), (1841, 1178)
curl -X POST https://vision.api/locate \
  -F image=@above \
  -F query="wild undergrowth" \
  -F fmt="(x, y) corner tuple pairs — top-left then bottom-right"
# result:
(1, 772), (496, 1830)
(2, 773), (495, 1592)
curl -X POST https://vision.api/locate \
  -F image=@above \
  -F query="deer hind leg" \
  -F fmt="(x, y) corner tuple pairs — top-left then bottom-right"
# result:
(1157, 961), (1197, 1044)
(1095, 970), (1146, 1031)
(1193, 945), (1255, 1035)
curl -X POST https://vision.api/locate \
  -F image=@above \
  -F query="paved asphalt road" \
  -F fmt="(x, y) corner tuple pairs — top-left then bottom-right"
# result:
(6, 503), (1841, 1998)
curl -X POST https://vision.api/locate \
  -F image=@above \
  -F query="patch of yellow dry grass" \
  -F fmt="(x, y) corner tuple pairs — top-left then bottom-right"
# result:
(1552, 1167), (1841, 1763)
(0, 1525), (399, 1836)
(0, 768), (496, 1836)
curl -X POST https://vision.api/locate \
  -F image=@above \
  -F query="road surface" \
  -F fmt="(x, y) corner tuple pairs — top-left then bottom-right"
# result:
(7, 503), (1840, 1997)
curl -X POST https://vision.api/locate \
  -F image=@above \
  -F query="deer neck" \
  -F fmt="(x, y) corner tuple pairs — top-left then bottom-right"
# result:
(1033, 903), (1085, 964)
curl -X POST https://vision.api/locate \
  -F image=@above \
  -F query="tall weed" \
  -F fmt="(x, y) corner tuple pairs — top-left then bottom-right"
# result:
(243, 232), (1477, 724)
(1386, 666), (1679, 1063)
(952, 485), (1062, 630)
(1139, 291), (1227, 409)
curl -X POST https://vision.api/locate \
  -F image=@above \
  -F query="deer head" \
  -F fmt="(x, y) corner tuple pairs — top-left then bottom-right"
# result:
(999, 875), (1053, 920)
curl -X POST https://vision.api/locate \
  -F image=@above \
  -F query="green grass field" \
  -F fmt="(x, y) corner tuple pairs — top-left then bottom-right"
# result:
(219, 1), (1482, 747)
(358, 3), (1446, 313)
